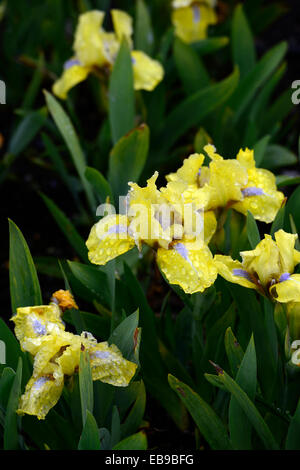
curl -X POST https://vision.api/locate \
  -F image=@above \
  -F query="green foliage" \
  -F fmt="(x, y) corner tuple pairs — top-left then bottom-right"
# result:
(44, 91), (95, 211)
(78, 410), (101, 450)
(9, 219), (42, 312)
(108, 124), (150, 199)
(108, 39), (135, 144)
(169, 374), (233, 450)
(2, 0), (300, 452)
(231, 5), (256, 79)
(4, 358), (22, 450)
(79, 350), (94, 426)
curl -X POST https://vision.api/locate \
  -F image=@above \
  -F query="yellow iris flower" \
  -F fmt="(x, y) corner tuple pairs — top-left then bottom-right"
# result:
(231, 148), (285, 223)
(171, 0), (217, 44)
(11, 300), (137, 420)
(86, 143), (286, 295)
(215, 230), (300, 302)
(201, 145), (285, 222)
(86, 171), (217, 294)
(53, 9), (164, 99)
(164, 145), (284, 224)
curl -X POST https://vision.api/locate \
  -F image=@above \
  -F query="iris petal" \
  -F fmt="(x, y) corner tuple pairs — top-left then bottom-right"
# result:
(157, 239), (217, 294)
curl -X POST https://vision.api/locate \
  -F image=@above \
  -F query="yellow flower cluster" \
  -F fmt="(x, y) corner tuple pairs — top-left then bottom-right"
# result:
(171, 0), (218, 44)
(215, 230), (300, 302)
(53, 10), (164, 99)
(11, 296), (137, 420)
(86, 144), (284, 295)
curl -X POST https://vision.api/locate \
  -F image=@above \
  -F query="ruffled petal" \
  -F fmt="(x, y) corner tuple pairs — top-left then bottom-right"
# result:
(162, 154), (211, 212)
(17, 367), (64, 420)
(214, 254), (258, 290)
(236, 148), (255, 170)
(127, 173), (172, 246)
(128, 171), (163, 207)
(160, 180), (190, 208)
(89, 341), (137, 386)
(131, 50), (164, 91)
(86, 214), (135, 265)
(166, 153), (204, 185)
(10, 304), (64, 355)
(32, 331), (75, 378)
(157, 239), (217, 294)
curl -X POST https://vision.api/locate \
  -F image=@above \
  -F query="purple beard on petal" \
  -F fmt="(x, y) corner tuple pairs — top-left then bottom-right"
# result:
(107, 225), (128, 235)
(192, 5), (201, 23)
(33, 377), (50, 390)
(64, 58), (81, 70)
(279, 272), (291, 282)
(32, 318), (47, 336)
(174, 242), (189, 261)
(242, 187), (265, 197)
(91, 351), (110, 359)
(233, 268), (254, 282)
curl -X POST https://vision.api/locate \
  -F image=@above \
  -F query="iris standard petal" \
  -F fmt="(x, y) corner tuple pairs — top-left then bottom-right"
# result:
(111, 9), (133, 47)
(240, 235), (281, 287)
(200, 161), (247, 211)
(275, 230), (299, 274)
(236, 148), (256, 170)
(131, 50), (164, 91)
(166, 153), (204, 185)
(73, 10), (111, 66)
